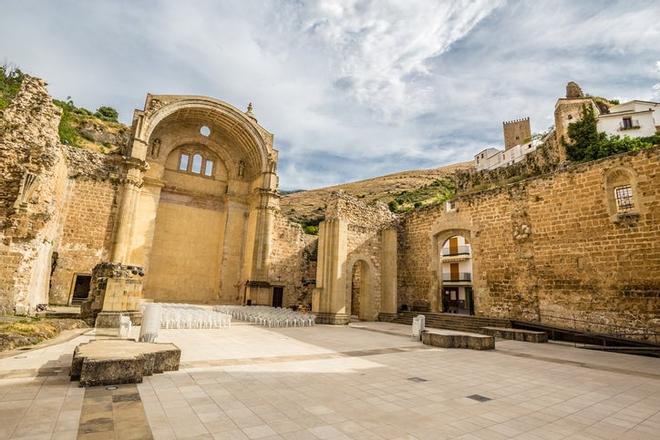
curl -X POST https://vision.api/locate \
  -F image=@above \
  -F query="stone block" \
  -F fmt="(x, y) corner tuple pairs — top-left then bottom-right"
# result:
(421, 330), (494, 350)
(71, 339), (181, 387)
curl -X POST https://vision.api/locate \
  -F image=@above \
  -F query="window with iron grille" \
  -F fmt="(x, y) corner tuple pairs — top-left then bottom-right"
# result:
(614, 185), (634, 211)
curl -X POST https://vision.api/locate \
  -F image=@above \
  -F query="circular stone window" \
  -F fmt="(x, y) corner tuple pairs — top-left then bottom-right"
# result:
(200, 125), (211, 137)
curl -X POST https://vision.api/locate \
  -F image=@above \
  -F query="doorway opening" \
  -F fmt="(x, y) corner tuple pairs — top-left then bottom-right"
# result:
(70, 274), (91, 305)
(272, 286), (284, 308)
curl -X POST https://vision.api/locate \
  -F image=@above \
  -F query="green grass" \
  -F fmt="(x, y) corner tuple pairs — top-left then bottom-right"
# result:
(387, 178), (455, 213)
(300, 217), (324, 235)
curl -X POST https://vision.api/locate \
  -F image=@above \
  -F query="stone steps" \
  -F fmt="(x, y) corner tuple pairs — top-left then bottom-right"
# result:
(391, 312), (511, 334)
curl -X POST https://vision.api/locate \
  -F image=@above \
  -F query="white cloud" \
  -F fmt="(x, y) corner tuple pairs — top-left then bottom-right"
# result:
(0, 0), (658, 189)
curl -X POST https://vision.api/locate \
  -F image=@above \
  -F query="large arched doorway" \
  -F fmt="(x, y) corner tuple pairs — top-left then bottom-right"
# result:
(125, 95), (279, 305)
(440, 235), (474, 315)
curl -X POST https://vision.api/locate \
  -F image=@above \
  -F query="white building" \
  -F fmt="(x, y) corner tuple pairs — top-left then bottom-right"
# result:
(597, 100), (660, 138)
(440, 236), (473, 315)
(474, 139), (542, 171)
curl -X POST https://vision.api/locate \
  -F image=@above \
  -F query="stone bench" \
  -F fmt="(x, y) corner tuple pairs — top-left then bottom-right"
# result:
(71, 339), (181, 387)
(481, 327), (548, 343)
(421, 329), (494, 350)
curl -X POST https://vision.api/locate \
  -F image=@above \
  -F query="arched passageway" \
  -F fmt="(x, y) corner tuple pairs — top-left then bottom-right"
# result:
(440, 235), (474, 315)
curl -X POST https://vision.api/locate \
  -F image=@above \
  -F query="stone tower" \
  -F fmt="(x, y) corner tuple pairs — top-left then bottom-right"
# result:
(554, 81), (599, 161)
(503, 117), (531, 150)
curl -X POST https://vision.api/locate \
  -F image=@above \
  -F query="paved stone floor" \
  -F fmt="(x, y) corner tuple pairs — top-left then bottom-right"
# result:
(0, 323), (658, 439)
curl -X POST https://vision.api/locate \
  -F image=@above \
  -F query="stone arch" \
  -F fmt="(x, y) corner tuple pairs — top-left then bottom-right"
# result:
(429, 225), (474, 312)
(136, 96), (272, 181)
(346, 255), (377, 321)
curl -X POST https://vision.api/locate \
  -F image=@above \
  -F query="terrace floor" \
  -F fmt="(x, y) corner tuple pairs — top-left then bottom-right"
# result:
(0, 322), (658, 439)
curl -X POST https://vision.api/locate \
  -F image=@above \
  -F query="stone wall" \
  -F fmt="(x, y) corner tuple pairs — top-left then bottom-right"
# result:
(49, 171), (120, 305)
(268, 210), (317, 307)
(0, 76), (68, 314)
(0, 76), (123, 311)
(399, 147), (660, 338)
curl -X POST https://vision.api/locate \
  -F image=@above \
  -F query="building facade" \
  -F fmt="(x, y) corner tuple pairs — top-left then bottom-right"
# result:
(597, 100), (660, 138)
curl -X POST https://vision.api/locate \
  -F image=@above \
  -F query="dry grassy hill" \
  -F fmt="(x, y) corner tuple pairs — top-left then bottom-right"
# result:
(280, 161), (473, 224)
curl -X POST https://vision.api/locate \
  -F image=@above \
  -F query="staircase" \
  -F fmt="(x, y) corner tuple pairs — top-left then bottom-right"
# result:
(391, 311), (511, 334)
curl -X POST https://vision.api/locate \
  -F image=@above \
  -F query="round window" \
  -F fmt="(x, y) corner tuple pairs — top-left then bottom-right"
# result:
(200, 125), (211, 137)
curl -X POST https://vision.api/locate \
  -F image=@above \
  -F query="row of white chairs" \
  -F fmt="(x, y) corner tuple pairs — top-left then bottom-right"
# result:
(140, 303), (232, 329)
(214, 305), (316, 328)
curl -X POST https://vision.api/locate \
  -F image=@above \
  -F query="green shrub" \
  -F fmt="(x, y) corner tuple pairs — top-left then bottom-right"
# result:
(53, 98), (81, 147)
(387, 178), (455, 213)
(300, 216), (324, 235)
(0, 65), (24, 110)
(94, 106), (118, 122)
(303, 225), (319, 235)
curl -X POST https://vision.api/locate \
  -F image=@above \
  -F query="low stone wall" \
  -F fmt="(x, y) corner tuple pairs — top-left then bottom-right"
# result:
(481, 327), (548, 343)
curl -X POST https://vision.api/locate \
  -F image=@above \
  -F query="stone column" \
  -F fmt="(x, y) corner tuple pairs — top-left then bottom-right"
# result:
(312, 218), (349, 324)
(220, 198), (248, 303)
(379, 227), (398, 321)
(111, 159), (146, 263)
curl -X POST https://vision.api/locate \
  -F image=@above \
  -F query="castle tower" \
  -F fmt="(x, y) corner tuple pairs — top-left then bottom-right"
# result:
(503, 117), (531, 150)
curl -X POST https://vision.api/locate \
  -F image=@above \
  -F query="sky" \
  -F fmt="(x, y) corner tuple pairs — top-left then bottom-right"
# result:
(1, 0), (659, 190)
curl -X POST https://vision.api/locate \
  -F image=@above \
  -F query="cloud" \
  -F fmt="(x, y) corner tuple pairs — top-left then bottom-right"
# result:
(0, 0), (659, 189)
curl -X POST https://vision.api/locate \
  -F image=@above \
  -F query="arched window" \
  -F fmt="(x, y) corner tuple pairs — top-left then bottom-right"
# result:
(604, 167), (639, 222)
(176, 149), (216, 178)
(191, 154), (203, 174)
(179, 153), (189, 171)
(204, 160), (214, 177)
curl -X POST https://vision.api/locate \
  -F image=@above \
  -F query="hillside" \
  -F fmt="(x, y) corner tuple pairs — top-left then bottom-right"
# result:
(280, 161), (473, 225)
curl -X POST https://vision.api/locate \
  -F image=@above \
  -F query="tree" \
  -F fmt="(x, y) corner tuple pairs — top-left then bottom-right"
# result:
(94, 106), (119, 122)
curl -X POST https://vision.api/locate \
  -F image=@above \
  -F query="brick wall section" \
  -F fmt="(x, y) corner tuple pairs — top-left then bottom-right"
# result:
(49, 177), (119, 305)
(399, 147), (659, 337)
(268, 210), (317, 307)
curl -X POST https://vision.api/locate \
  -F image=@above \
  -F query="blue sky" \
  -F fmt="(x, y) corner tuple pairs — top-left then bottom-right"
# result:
(1, 0), (659, 189)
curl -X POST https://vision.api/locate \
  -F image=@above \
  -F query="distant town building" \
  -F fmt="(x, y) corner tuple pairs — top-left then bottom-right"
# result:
(597, 100), (660, 138)
(474, 117), (542, 171)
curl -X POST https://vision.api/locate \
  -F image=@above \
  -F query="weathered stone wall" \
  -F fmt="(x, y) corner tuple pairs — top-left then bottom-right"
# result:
(268, 210), (317, 307)
(325, 192), (397, 320)
(0, 76), (68, 314)
(399, 147), (660, 338)
(0, 76), (123, 311)
(49, 162), (120, 305)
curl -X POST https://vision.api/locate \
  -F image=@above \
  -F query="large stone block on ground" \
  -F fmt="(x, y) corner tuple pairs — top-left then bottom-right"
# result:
(422, 330), (494, 350)
(481, 326), (548, 343)
(71, 339), (180, 387)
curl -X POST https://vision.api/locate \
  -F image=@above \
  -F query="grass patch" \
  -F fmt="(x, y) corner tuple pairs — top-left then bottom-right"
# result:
(0, 318), (87, 352)
(387, 178), (455, 213)
(300, 217), (324, 235)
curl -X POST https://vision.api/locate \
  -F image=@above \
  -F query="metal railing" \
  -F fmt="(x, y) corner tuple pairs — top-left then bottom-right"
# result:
(513, 313), (660, 352)
(442, 272), (471, 282)
(442, 246), (471, 256)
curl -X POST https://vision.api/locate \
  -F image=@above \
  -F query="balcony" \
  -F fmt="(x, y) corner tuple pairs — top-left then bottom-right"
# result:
(618, 119), (641, 131)
(441, 245), (471, 257)
(442, 272), (472, 282)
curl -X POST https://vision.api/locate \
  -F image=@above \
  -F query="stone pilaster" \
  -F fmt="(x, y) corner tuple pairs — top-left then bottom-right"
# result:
(312, 218), (350, 324)
(379, 227), (398, 321)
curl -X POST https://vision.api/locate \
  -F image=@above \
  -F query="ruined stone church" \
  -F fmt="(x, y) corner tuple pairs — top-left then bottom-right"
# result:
(1, 77), (658, 337)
